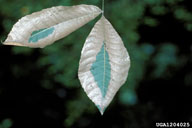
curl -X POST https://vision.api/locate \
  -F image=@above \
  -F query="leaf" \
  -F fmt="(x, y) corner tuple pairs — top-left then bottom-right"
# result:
(3, 5), (101, 48)
(78, 16), (130, 115)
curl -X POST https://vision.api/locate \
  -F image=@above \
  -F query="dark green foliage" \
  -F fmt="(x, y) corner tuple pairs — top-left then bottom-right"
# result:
(0, 0), (191, 128)
(0, 119), (12, 128)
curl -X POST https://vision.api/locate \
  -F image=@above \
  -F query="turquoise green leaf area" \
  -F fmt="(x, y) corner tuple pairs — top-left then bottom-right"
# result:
(91, 42), (111, 98)
(28, 27), (55, 43)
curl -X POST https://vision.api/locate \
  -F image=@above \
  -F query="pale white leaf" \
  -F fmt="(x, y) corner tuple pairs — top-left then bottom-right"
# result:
(78, 16), (130, 115)
(3, 5), (101, 48)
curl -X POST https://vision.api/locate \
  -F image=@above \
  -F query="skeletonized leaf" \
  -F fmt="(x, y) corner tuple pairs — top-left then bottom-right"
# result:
(78, 16), (130, 115)
(3, 5), (101, 48)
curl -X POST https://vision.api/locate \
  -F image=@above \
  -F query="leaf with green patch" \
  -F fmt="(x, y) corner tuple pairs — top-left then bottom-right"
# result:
(78, 16), (130, 115)
(3, 5), (101, 48)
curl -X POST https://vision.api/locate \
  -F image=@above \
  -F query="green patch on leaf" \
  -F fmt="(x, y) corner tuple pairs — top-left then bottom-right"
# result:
(91, 42), (111, 98)
(28, 27), (54, 43)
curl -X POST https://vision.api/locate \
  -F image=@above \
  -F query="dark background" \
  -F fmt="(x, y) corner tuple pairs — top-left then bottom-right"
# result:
(0, 0), (192, 128)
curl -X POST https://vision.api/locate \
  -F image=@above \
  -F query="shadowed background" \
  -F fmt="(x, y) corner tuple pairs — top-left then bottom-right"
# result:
(0, 0), (192, 128)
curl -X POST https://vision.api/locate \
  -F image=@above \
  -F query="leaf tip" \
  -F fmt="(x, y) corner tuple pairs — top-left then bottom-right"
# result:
(100, 111), (104, 115)
(96, 105), (106, 115)
(3, 41), (25, 47)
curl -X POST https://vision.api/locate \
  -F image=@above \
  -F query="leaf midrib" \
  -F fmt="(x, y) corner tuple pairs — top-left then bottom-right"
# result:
(103, 43), (106, 94)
